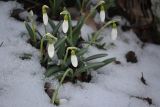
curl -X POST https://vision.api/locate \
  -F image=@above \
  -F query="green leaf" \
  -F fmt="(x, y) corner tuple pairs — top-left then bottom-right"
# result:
(25, 22), (35, 41)
(44, 66), (60, 77)
(76, 0), (81, 10)
(57, 41), (66, 59)
(76, 58), (115, 73)
(77, 48), (88, 56)
(52, 21), (63, 35)
(84, 53), (108, 61)
(48, 18), (56, 30)
(76, 62), (105, 73)
(55, 36), (67, 50)
(72, 16), (85, 45)
(95, 58), (116, 70)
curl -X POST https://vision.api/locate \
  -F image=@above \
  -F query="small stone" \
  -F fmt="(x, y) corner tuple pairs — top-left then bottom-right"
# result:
(44, 82), (51, 89)
(125, 51), (138, 63)
(45, 88), (54, 99)
(114, 60), (121, 64)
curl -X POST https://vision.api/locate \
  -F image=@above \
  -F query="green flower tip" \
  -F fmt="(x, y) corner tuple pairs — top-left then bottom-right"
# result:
(99, 0), (105, 5)
(100, 5), (105, 11)
(112, 23), (117, 28)
(60, 10), (69, 15)
(42, 5), (49, 14)
(45, 33), (57, 43)
(71, 50), (76, 55)
(64, 14), (68, 20)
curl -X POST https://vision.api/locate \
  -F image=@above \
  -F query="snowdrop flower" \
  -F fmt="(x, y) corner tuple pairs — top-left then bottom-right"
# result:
(100, 5), (105, 22)
(62, 14), (69, 33)
(111, 23), (117, 40)
(29, 10), (33, 17)
(71, 50), (78, 67)
(48, 43), (55, 58)
(42, 5), (49, 26)
(46, 33), (57, 58)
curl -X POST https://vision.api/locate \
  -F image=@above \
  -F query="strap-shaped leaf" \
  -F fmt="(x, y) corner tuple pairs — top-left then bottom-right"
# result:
(57, 41), (66, 59)
(73, 16), (85, 36)
(72, 16), (85, 45)
(77, 48), (88, 56)
(76, 62), (105, 73)
(95, 58), (116, 70)
(25, 22), (34, 40)
(44, 66), (60, 77)
(84, 53), (108, 61)
(55, 36), (67, 50)
(48, 18), (56, 30)
(53, 21), (63, 35)
(76, 58), (115, 73)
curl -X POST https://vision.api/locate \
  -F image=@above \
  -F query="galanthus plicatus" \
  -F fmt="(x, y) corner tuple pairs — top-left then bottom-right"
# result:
(111, 22), (117, 40)
(100, 4), (105, 22)
(64, 47), (78, 68)
(46, 33), (57, 58)
(71, 50), (78, 67)
(60, 10), (69, 33)
(42, 5), (49, 26)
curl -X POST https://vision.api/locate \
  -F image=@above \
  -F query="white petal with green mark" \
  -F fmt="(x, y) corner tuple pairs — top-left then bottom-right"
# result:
(111, 28), (117, 40)
(100, 10), (105, 22)
(62, 20), (68, 33)
(48, 43), (55, 58)
(71, 54), (78, 67)
(43, 13), (48, 26)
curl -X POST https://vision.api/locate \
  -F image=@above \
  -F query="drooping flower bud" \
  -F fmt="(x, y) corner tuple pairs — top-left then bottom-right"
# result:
(42, 5), (49, 26)
(71, 50), (78, 67)
(46, 33), (57, 58)
(111, 23), (117, 40)
(100, 5), (105, 22)
(48, 43), (55, 58)
(62, 14), (69, 33)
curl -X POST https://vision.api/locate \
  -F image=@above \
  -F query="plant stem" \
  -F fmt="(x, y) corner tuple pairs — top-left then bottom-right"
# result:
(92, 20), (117, 42)
(51, 68), (72, 104)
(40, 38), (44, 58)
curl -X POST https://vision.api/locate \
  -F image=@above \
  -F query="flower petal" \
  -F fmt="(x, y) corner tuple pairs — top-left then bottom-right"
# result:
(111, 28), (117, 40)
(100, 10), (105, 22)
(43, 13), (48, 26)
(71, 54), (78, 67)
(48, 43), (55, 58)
(62, 20), (68, 33)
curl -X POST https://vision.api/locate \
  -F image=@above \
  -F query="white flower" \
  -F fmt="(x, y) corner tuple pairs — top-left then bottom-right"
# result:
(100, 10), (105, 22)
(71, 50), (78, 67)
(111, 27), (117, 40)
(45, 33), (57, 58)
(62, 15), (69, 33)
(42, 5), (49, 26)
(47, 43), (55, 58)
(30, 10), (33, 16)
(43, 13), (48, 25)
(100, 5), (105, 22)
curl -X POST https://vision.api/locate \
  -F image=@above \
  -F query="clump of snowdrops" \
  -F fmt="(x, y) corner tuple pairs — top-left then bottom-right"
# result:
(25, 0), (118, 105)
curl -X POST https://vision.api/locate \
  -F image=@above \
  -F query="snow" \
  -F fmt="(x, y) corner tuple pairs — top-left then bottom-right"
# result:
(0, 1), (160, 107)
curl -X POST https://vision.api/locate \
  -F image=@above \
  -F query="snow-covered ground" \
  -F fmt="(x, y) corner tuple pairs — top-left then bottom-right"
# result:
(0, 1), (160, 107)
